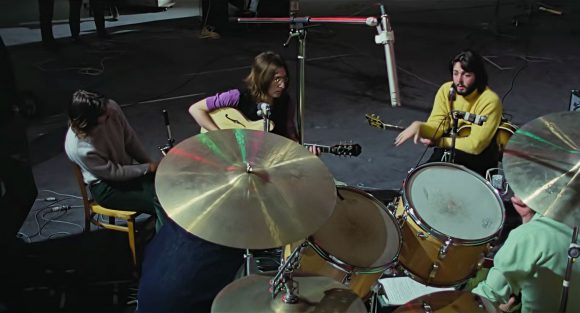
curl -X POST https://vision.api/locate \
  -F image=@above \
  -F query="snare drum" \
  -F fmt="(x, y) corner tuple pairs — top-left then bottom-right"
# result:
(396, 163), (504, 286)
(286, 186), (401, 298)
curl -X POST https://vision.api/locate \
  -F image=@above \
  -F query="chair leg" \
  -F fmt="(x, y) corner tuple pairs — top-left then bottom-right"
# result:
(127, 219), (137, 267)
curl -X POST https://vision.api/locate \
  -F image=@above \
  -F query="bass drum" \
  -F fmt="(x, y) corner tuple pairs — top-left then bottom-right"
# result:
(286, 186), (401, 298)
(395, 163), (505, 286)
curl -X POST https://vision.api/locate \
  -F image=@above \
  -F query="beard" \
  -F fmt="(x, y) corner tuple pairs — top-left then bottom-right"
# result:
(454, 83), (477, 96)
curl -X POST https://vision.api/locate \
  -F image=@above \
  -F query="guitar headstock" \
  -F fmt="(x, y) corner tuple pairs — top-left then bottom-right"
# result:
(365, 114), (384, 129)
(329, 143), (362, 157)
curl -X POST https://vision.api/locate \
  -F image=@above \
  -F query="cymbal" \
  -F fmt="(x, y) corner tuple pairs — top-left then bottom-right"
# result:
(211, 274), (367, 313)
(503, 111), (580, 228)
(392, 290), (499, 313)
(155, 129), (337, 249)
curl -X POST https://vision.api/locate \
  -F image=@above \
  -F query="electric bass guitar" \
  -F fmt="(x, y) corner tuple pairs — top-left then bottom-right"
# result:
(366, 113), (518, 151)
(201, 108), (362, 157)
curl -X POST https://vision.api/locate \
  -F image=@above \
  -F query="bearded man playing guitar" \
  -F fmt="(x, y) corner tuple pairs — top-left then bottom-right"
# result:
(394, 49), (503, 176)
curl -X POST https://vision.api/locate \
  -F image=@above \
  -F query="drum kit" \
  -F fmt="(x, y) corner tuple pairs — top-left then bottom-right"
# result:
(154, 111), (580, 313)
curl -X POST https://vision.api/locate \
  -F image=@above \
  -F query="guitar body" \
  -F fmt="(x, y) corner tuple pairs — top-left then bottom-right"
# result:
(457, 121), (518, 151)
(200, 108), (275, 133)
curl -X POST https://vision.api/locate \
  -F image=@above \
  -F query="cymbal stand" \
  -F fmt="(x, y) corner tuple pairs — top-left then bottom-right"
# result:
(559, 226), (579, 312)
(158, 109), (175, 156)
(244, 249), (255, 277)
(271, 242), (307, 303)
(235, 15), (379, 145)
(368, 282), (385, 313)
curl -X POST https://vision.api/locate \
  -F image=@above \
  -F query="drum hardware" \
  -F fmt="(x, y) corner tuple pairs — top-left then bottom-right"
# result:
(559, 225), (579, 313)
(369, 283), (385, 313)
(428, 263), (439, 282)
(158, 109), (175, 156)
(438, 238), (452, 259)
(271, 242), (307, 302)
(422, 301), (433, 313)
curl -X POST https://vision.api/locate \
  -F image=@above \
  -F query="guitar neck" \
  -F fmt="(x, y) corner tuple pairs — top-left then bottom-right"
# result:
(303, 143), (331, 154)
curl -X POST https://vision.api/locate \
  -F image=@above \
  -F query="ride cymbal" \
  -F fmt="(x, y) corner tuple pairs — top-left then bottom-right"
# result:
(211, 274), (367, 313)
(503, 111), (580, 228)
(155, 129), (337, 249)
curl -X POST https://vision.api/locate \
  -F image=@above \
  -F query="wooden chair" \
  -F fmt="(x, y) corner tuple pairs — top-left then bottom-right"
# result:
(71, 163), (141, 267)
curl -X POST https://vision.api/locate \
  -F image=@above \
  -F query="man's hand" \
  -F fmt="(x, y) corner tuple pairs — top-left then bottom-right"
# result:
(308, 145), (321, 156)
(394, 121), (422, 147)
(499, 296), (517, 312)
(511, 196), (535, 224)
(148, 161), (160, 173)
(418, 138), (433, 146)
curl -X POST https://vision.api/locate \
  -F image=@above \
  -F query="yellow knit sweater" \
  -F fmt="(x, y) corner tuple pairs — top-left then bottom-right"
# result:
(419, 81), (503, 155)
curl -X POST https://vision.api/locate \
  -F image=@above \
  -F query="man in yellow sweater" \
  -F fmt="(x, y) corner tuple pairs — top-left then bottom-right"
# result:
(394, 49), (502, 176)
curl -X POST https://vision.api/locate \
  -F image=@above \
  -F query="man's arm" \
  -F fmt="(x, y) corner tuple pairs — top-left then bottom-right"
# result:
(109, 100), (151, 164)
(189, 89), (241, 131)
(189, 98), (219, 131)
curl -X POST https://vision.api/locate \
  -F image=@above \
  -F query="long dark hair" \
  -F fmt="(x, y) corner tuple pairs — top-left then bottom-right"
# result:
(68, 90), (107, 138)
(449, 49), (488, 93)
(244, 51), (289, 103)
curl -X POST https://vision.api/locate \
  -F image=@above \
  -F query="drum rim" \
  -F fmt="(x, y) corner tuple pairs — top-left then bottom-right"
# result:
(401, 162), (506, 245)
(308, 185), (403, 274)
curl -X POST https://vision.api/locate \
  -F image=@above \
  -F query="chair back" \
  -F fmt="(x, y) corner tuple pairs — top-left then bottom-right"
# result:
(71, 162), (92, 231)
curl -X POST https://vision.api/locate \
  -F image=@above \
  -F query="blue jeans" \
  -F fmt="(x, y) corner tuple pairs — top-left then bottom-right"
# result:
(137, 220), (244, 313)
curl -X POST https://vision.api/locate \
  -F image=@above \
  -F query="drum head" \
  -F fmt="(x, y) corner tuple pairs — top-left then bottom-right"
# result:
(311, 187), (401, 269)
(405, 163), (504, 241)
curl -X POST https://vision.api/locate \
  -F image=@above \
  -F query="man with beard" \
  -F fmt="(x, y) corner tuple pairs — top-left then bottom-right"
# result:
(394, 49), (502, 176)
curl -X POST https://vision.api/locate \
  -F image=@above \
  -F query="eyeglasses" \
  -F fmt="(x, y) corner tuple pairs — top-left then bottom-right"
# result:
(273, 76), (289, 85)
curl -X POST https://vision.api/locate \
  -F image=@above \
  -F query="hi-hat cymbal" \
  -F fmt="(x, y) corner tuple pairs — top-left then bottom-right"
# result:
(392, 290), (499, 313)
(503, 111), (580, 228)
(155, 129), (337, 249)
(211, 274), (367, 313)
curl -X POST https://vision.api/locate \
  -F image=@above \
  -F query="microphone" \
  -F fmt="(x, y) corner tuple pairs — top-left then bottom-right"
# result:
(452, 110), (488, 126)
(257, 102), (271, 132)
(448, 86), (456, 102)
(257, 102), (271, 117)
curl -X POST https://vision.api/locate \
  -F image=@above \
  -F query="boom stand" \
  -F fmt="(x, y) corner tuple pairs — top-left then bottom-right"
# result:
(559, 225), (579, 312)
(375, 4), (400, 107)
(236, 15), (380, 144)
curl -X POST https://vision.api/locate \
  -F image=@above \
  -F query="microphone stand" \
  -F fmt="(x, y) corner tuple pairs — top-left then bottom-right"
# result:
(257, 104), (271, 132)
(375, 4), (400, 107)
(159, 109), (175, 156)
(236, 15), (379, 145)
(559, 225), (579, 312)
(442, 111), (460, 163)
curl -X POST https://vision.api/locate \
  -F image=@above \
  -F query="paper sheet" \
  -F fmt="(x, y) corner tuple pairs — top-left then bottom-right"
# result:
(379, 276), (455, 306)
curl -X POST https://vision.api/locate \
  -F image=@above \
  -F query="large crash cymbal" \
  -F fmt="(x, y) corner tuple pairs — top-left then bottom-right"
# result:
(211, 274), (367, 313)
(155, 129), (337, 249)
(503, 111), (580, 228)
(392, 290), (499, 313)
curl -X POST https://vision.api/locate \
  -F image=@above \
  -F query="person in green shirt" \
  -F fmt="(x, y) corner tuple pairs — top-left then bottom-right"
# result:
(394, 49), (503, 176)
(472, 196), (580, 313)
